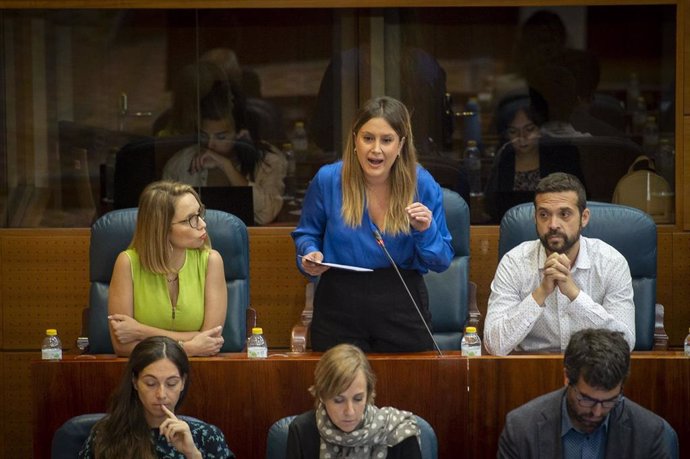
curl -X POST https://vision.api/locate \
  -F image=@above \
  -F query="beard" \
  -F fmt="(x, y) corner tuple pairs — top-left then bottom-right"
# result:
(539, 227), (580, 254)
(566, 395), (605, 434)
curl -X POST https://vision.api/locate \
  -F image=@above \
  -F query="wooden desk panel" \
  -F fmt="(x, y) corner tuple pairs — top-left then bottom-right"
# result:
(32, 353), (688, 459)
(32, 352), (466, 459)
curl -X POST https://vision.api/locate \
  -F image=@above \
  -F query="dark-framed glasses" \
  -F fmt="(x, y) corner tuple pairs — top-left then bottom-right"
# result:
(570, 384), (623, 409)
(172, 206), (206, 229)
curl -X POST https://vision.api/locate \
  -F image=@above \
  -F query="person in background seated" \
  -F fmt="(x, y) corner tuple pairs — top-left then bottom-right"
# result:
(79, 336), (234, 458)
(162, 81), (286, 225)
(498, 328), (676, 459)
(292, 96), (453, 353)
(484, 101), (585, 223)
(154, 59), (250, 142)
(484, 173), (635, 355)
(287, 343), (422, 459)
(108, 181), (227, 357)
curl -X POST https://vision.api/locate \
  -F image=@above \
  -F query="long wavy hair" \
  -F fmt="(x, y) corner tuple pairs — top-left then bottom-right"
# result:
(341, 96), (418, 235)
(91, 337), (190, 458)
(129, 180), (210, 274)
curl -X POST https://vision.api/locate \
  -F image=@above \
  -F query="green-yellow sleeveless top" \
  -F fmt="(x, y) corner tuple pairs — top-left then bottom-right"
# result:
(125, 248), (209, 331)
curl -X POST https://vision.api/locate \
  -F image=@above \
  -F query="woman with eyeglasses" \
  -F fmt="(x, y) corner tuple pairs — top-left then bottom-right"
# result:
(484, 101), (585, 223)
(79, 336), (235, 458)
(108, 180), (227, 357)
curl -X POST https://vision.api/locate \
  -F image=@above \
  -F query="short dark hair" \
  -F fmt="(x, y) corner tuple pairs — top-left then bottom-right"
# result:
(564, 329), (630, 390)
(535, 172), (587, 215)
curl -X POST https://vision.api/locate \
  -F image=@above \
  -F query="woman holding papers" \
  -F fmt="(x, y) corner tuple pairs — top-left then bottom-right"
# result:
(292, 96), (453, 352)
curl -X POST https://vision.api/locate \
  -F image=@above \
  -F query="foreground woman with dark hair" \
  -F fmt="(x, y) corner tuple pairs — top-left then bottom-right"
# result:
(79, 336), (234, 458)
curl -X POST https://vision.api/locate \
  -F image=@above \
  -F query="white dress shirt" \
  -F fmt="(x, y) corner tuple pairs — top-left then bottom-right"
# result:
(484, 236), (636, 356)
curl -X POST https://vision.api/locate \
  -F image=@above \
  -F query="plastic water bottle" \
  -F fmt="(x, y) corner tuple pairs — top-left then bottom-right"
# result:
(632, 96), (647, 134)
(247, 327), (268, 359)
(656, 138), (675, 188)
(626, 72), (640, 113)
(642, 115), (659, 156)
(461, 326), (482, 356)
(291, 121), (308, 157)
(282, 142), (296, 201)
(41, 329), (63, 360)
(463, 140), (483, 196)
(463, 97), (482, 147)
(684, 328), (690, 357)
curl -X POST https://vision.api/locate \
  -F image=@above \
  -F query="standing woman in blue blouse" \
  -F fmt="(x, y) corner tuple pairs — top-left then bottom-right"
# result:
(292, 96), (453, 352)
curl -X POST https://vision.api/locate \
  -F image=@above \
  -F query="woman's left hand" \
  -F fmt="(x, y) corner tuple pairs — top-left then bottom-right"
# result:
(159, 405), (202, 459)
(406, 202), (433, 232)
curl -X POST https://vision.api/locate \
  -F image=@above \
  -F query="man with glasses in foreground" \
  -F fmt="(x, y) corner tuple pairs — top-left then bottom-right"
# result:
(498, 328), (676, 458)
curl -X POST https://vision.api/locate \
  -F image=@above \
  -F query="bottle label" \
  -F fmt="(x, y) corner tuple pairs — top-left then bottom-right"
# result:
(462, 345), (482, 357)
(247, 346), (267, 359)
(42, 348), (63, 360)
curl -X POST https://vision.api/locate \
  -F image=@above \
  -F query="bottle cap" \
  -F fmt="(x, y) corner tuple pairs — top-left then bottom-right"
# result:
(252, 327), (263, 335)
(46, 329), (57, 336)
(295, 121), (304, 128)
(467, 140), (477, 148)
(465, 326), (477, 334)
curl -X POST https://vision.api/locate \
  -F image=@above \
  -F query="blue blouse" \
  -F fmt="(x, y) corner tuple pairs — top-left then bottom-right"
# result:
(292, 161), (453, 274)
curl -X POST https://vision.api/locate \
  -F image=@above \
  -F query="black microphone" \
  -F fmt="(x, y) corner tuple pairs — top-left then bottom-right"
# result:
(373, 230), (443, 356)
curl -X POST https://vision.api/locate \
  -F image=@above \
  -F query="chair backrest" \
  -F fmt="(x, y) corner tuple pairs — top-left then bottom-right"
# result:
(51, 413), (203, 459)
(87, 208), (249, 353)
(423, 188), (471, 350)
(498, 201), (657, 350)
(114, 135), (201, 209)
(266, 414), (438, 459)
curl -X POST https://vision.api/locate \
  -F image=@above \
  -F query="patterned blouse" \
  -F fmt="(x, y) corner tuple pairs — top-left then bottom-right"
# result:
(513, 168), (541, 191)
(78, 418), (234, 458)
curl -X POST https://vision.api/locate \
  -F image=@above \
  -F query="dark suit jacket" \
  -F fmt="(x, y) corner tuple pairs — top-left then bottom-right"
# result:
(498, 387), (673, 459)
(286, 410), (422, 459)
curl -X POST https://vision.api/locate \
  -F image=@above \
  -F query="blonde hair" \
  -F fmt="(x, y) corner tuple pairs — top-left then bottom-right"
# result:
(342, 96), (418, 236)
(309, 344), (376, 408)
(129, 181), (210, 274)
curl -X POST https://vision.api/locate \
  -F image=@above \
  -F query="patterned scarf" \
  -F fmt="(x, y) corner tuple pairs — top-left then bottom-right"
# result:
(315, 403), (420, 458)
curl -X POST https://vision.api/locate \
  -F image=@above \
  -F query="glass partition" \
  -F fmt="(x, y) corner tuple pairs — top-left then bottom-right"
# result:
(0, 5), (676, 227)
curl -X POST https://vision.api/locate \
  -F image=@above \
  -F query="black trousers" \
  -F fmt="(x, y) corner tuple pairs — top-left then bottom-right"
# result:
(310, 267), (434, 353)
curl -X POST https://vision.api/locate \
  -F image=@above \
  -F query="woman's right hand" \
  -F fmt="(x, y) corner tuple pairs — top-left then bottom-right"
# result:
(189, 149), (227, 174)
(301, 251), (330, 276)
(108, 314), (143, 344)
(185, 326), (224, 356)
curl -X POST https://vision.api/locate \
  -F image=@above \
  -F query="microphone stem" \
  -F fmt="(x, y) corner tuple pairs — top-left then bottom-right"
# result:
(377, 239), (443, 357)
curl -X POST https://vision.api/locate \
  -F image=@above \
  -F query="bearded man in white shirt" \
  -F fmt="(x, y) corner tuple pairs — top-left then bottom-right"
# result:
(484, 172), (635, 356)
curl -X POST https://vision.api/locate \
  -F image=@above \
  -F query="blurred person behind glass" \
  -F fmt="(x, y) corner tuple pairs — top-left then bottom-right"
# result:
(161, 81), (287, 225)
(484, 100), (585, 223)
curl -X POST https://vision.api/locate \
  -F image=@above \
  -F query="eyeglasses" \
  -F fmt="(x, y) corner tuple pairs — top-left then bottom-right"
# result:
(570, 384), (623, 409)
(172, 206), (206, 229)
(506, 123), (539, 139)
